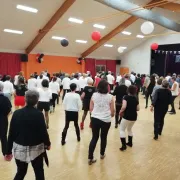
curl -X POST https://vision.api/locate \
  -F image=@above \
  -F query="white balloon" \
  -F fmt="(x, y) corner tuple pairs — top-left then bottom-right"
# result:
(141, 21), (154, 35)
(118, 47), (124, 53)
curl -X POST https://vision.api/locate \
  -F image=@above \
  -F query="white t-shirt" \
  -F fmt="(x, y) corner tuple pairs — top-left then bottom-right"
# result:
(49, 82), (60, 94)
(37, 88), (52, 102)
(125, 79), (131, 87)
(28, 78), (37, 90)
(3, 81), (14, 94)
(62, 77), (70, 90)
(171, 82), (179, 96)
(70, 78), (80, 91)
(37, 79), (43, 88)
(14, 75), (19, 86)
(130, 74), (136, 83)
(116, 75), (122, 83)
(91, 93), (113, 123)
(107, 74), (115, 85)
(79, 76), (87, 89)
(165, 76), (171, 81)
(56, 77), (61, 86)
(63, 92), (82, 111)
(37, 75), (49, 81)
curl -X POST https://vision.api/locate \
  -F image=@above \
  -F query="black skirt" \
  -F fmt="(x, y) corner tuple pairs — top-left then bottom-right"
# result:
(82, 99), (90, 111)
(37, 102), (50, 112)
(65, 111), (78, 121)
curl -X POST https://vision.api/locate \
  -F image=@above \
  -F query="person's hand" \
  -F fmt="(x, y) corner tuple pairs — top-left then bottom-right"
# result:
(5, 154), (13, 161)
(150, 106), (154, 112)
(47, 146), (51, 151)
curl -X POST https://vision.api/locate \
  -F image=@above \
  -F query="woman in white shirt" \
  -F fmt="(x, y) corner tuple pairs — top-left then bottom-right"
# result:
(49, 77), (60, 113)
(88, 79), (114, 165)
(3, 75), (14, 102)
(27, 75), (37, 90)
(70, 74), (81, 94)
(79, 73), (88, 94)
(37, 79), (52, 129)
(61, 83), (82, 146)
(62, 74), (70, 100)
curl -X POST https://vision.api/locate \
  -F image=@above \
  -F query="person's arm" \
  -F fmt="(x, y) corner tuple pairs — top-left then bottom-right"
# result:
(171, 83), (177, 91)
(81, 92), (85, 100)
(110, 96), (115, 117)
(168, 91), (173, 105)
(137, 104), (140, 111)
(151, 89), (158, 112)
(151, 86), (156, 100)
(49, 90), (52, 100)
(78, 95), (82, 111)
(120, 99), (127, 114)
(112, 86), (117, 96)
(89, 97), (94, 113)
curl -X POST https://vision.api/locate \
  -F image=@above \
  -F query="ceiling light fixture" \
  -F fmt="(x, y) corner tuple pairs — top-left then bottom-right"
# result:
(104, 44), (113, 47)
(122, 31), (131, 35)
(4, 29), (23, 34)
(68, 17), (83, 24)
(119, 46), (127, 49)
(136, 34), (144, 38)
(76, 40), (87, 44)
(16, 5), (38, 13)
(52, 36), (66, 40)
(93, 24), (106, 29)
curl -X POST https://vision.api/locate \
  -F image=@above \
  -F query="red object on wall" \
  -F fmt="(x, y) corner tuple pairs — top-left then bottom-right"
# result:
(91, 31), (101, 41)
(151, 43), (159, 50)
(0, 52), (21, 77)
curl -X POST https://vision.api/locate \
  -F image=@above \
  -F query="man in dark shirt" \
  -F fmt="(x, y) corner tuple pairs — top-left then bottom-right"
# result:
(0, 83), (12, 156)
(151, 80), (172, 140)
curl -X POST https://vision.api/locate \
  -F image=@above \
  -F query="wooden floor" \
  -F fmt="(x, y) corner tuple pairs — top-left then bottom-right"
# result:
(0, 95), (180, 180)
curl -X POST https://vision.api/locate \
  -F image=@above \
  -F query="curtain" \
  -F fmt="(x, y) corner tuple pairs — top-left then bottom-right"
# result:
(0, 53), (21, 77)
(106, 60), (116, 74)
(85, 58), (96, 77)
(166, 54), (180, 75)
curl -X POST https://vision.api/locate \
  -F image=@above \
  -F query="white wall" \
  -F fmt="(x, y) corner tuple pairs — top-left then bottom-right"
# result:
(120, 30), (180, 74)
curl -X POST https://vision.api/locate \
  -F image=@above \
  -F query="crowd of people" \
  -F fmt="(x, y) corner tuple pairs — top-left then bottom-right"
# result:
(0, 70), (179, 179)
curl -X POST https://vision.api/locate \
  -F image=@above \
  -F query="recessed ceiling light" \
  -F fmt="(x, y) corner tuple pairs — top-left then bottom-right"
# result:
(4, 29), (23, 34)
(52, 36), (66, 40)
(122, 31), (131, 35)
(104, 44), (113, 47)
(76, 40), (87, 44)
(16, 5), (38, 13)
(93, 24), (106, 29)
(68, 17), (83, 24)
(136, 34), (144, 38)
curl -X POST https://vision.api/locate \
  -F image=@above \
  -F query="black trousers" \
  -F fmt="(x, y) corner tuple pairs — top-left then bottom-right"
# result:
(0, 118), (8, 156)
(115, 104), (122, 125)
(62, 89), (70, 101)
(50, 93), (58, 108)
(170, 96), (177, 113)
(109, 84), (114, 91)
(14, 154), (44, 180)
(145, 91), (152, 107)
(88, 117), (111, 159)
(154, 108), (167, 138)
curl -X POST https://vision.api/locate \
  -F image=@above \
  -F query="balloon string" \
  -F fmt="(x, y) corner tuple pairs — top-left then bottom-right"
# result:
(40, 0), (178, 33)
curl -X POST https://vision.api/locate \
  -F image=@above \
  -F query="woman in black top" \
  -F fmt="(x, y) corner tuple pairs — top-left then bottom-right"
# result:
(119, 85), (140, 151)
(5, 90), (51, 180)
(14, 77), (27, 110)
(145, 75), (156, 108)
(113, 77), (127, 128)
(0, 83), (12, 157)
(80, 78), (95, 130)
(151, 80), (172, 140)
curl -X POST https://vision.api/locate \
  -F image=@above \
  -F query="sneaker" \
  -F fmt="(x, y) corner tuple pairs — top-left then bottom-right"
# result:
(115, 124), (118, 128)
(88, 159), (97, 165)
(77, 137), (81, 142)
(154, 136), (158, 140)
(100, 154), (106, 159)
(61, 141), (66, 146)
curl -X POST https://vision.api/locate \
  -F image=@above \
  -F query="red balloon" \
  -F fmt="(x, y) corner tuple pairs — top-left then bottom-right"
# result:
(151, 43), (158, 50)
(91, 31), (101, 41)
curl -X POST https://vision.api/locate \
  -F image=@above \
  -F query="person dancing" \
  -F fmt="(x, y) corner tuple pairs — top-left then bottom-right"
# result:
(119, 85), (140, 151)
(88, 80), (114, 165)
(80, 78), (95, 130)
(61, 83), (82, 145)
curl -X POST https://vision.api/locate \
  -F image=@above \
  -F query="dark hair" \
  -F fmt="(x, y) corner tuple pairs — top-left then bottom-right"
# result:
(97, 79), (108, 94)
(52, 77), (57, 82)
(25, 90), (39, 106)
(30, 74), (34, 78)
(18, 77), (25, 84)
(56, 73), (59, 77)
(172, 76), (176, 81)
(40, 74), (43, 79)
(124, 74), (129, 79)
(70, 83), (77, 91)
(42, 79), (49, 88)
(137, 74), (140, 78)
(127, 85), (137, 95)
(74, 74), (79, 79)
(150, 75), (156, 85)
(6, 75), (11, 81)
(157, 79), (162, 85)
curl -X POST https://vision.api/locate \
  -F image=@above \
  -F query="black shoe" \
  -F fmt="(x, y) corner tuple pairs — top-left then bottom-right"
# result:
(169, 112), (176, 115)
(115, 124), (118, 128)
(61, 141), (66, 146)
(120, 138), (127, 151)
(88, 159), (97, 165)
(145, 106), (148, 109)
(77, 137), (81, 142)
(126, 136), (133, 147)
(154, 136), (158, 140)
(158, 132), (161, 136)
(168, 110), (173, 113)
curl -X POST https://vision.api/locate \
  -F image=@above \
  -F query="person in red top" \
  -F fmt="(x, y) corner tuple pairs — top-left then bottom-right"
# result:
(94, 73), (101, 88)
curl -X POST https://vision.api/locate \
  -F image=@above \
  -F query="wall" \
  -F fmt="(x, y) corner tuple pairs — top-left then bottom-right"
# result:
(21, 54), (85, 78)
(120, 30), (180, 74)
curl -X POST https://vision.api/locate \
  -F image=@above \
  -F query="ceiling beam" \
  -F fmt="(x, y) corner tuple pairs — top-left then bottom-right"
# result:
(26, 0), (76, 54)
(159, 1), (180, 12)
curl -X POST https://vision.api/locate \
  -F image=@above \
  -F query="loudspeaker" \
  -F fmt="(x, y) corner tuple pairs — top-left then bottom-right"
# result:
(38, 54), (44, 63)
(21, 54), (28, 62)
(116, 60), (121, 65)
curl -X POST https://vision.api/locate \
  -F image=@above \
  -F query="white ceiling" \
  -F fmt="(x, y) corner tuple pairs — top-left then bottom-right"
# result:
(0, 0), (180, 58)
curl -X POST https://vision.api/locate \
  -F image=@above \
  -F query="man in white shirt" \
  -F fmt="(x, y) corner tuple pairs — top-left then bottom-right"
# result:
(3, 75), (14, 101)
(130, 72), (136, 83)
(107, 71), (115, 91)
(70, 74), (81, 93)
(116, 74), (122, 85)
(62, 74), (71, 100)
(37, 71), (49, 81)
(124, 74), (131, 87)
(79, 73), (87, 92)
(28, 75), (37, 90)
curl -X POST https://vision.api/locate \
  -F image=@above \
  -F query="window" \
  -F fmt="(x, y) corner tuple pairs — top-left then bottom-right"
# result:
(96, 65), (106, 72)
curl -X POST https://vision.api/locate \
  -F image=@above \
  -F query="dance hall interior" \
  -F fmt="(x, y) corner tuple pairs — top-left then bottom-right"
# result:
(0, 0), (180, 180)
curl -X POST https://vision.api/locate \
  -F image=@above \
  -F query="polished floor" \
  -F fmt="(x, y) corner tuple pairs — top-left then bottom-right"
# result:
(0, 95), (180, 180)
